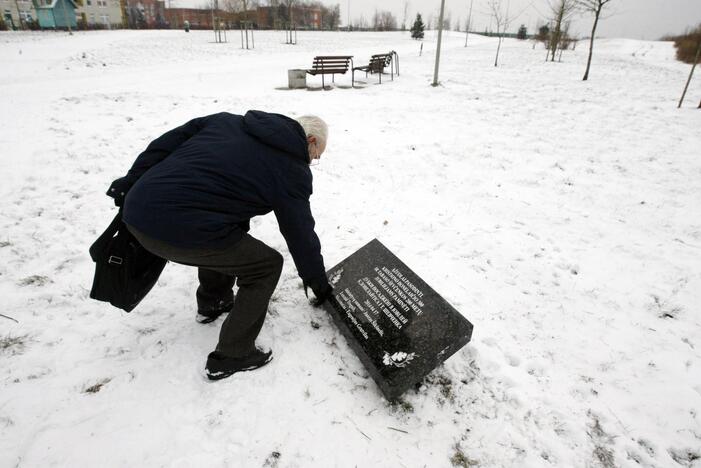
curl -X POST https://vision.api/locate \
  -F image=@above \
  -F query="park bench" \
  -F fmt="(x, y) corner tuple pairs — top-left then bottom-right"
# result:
(352, 51), (400, 86)
(306, 56), (354, 89)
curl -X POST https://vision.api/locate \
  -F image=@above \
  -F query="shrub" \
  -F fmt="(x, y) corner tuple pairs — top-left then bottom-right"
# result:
(535, 24), (550, 46)
(25, 19), (41, 31)
(669, 23), (701, 64)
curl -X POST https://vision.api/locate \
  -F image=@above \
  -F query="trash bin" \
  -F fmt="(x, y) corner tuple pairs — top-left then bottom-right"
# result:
(288, 69), (307, 89)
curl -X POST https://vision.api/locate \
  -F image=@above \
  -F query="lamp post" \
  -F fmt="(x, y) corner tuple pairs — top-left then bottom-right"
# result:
(432, 0), (446, 87)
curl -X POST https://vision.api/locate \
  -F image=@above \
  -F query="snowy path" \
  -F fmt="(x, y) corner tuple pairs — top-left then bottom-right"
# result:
(1, 30), (700, 467)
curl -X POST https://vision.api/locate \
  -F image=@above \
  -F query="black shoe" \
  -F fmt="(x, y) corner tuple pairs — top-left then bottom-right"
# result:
(196, 299), (233, 324)
(205, 348), (273, 381)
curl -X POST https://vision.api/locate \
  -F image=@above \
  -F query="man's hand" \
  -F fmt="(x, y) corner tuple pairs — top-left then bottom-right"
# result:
(106, 176), (135, 207)
(304, 276), (333, 307)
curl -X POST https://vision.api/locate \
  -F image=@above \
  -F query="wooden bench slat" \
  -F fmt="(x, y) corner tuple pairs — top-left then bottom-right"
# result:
(312, 59), (351, 63)
(307, 69), (349, 75)
(310, 62), (349, 65)
(304, 55), (354, 88)
(310, 64), (350, 67)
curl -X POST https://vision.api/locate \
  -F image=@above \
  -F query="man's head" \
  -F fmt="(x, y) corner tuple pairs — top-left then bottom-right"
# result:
(296, 115), (328, 164)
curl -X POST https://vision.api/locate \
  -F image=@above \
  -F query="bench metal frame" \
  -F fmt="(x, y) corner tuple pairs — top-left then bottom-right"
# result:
(352, 51), (400, 87)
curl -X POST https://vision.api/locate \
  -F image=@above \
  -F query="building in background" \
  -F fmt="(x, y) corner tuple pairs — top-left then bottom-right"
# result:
(163, 7), (214, 29)
(75, 0), (123, 29)
(2, 0), (125, 29)
(33, 0), (77, 29)
(1, 0), (330, 30)
(162, 5), (321, 30)
(2, 0), (37, 29)
(124, 0), (164, 28)
(255, 5), (321, 30)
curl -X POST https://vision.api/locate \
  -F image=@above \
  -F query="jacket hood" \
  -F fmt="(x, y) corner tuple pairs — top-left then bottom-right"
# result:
(243, 110), (309, 164)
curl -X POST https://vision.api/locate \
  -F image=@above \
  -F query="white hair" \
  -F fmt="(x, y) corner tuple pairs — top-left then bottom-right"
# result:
(296, 115), (328, 150)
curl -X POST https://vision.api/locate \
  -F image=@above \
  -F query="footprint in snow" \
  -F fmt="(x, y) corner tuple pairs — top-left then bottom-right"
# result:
(18, 275), (51, 287)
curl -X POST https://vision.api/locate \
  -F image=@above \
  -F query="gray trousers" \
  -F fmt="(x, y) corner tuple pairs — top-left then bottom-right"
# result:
(128, 226), (283, 357)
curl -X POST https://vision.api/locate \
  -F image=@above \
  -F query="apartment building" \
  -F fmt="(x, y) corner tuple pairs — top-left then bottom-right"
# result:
(76, 0), (123, 29)
(2, 0), (35, 28)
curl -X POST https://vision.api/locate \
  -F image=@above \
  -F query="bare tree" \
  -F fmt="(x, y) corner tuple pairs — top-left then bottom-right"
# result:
(557, 20), (571, 61)
(488, 0), (512, 67)
(465, 0), (474, 46)
(443, 11), (451, 31)
(372, 9), (395, 30)
(547, 0), (577, 62)
(221, 0), (236, 12)
(321, 3), (341, 30)
(223, 0), (256, 21)
(578, 0), (614, 80)
(353, 14), (368, 30)
(281, 0), (295, 25)
(373, 10), (397, 31)
(402, 1), (409, 31)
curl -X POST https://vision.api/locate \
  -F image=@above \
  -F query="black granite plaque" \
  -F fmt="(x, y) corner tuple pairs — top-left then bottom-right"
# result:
(322, 239), (474, 400)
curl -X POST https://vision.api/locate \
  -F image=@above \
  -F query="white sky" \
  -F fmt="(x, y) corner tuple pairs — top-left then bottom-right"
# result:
(339, 0), (701, 39)
(171, 0), (701, 39)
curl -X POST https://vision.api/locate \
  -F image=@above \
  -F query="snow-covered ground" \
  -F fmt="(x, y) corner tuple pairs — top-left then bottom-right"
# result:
(1, 29), (700, 467)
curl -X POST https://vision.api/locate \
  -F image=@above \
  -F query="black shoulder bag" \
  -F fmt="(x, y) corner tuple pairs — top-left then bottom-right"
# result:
(89, 211), (167, 312)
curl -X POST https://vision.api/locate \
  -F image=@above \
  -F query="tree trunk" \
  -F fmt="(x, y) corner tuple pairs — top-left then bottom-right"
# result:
(678, 42), (701, 108)
(550, 22), (560, 61)
(583, 8), (601, 81)
(495, 35), (502, 66)
(550, 37), (558, 61)
(465, 0), (473, 46)
(550, 35), (555, 61)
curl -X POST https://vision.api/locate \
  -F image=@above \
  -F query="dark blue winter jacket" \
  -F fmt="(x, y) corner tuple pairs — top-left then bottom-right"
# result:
(119, 111), (326, 282)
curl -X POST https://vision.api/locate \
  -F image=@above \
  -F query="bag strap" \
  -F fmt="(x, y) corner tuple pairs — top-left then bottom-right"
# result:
(89, 210), (125, 262)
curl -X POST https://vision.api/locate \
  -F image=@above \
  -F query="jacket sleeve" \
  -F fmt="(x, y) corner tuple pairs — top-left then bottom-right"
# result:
(107, 116), (209, 205)
(273, 166), (326, 282)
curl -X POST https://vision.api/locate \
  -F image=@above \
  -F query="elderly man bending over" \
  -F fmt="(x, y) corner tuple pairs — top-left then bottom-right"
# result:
(107, 111), (333, 380)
